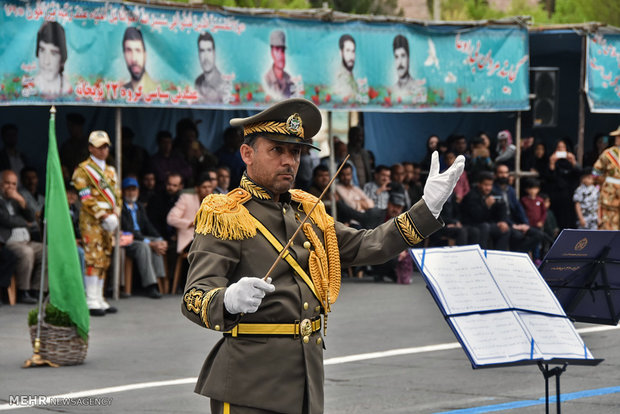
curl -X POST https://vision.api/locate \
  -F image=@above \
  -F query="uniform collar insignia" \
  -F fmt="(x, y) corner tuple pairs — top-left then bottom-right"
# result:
(240, 174), (272, 200)
(239, 173), (292, 204)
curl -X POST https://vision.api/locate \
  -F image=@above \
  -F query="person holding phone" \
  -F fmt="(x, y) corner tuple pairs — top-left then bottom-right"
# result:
(545, 138), (580, 229)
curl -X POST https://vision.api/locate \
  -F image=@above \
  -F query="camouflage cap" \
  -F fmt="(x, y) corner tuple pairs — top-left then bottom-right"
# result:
(88, 130), (111, 147)
(610, 125), (620, 137)
(230, 98), (321, 151)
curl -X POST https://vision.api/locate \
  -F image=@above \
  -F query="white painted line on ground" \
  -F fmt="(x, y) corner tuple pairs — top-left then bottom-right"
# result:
(324, 342), (461, 365)
(2, 324), (618, 410)
(0, 379), (196, 411)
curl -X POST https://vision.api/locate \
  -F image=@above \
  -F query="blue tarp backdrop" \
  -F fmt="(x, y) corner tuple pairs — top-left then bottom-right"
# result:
(0, 0), (530, 111)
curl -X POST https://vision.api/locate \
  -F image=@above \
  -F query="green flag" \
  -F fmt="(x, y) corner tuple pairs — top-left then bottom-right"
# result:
(45, 107), (89, 340)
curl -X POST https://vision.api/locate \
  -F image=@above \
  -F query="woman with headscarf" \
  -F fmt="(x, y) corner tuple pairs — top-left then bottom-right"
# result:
(494, 130), (516, 170)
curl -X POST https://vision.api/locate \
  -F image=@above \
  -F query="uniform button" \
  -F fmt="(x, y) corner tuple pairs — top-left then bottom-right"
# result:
(214, 325), (221, 331)
(303, 302), (309, 310)
(316, 337), (322, 345)
(315, 306), (321, 313)
(283, 208), (287, 214)
(303, 241), (311, 250)
(303, 336), (309, 344)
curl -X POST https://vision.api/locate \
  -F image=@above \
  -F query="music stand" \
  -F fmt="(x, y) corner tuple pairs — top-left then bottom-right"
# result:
(539, 230), (620, 325)
(410, 246), (602, 414)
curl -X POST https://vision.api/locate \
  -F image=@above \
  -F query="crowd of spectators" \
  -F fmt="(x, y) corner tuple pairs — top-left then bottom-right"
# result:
(0, 114), (241, 304)
(323, 127), (614, 283)
(0, 113), (615, 304)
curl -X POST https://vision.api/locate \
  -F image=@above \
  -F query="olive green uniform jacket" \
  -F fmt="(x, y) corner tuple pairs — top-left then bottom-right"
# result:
(181, 175), (442, 414)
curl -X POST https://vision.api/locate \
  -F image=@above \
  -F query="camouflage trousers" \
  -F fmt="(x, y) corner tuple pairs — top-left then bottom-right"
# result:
(599, 204), (620, 230)
(598, 182), (620, 231)
(79, 212), (114, 279)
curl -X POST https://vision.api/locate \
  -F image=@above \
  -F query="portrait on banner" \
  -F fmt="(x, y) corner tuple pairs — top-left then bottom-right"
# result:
(34, 21), (72, 98)
(195, 31), (230, 104)
(332, 33), (359, 101)
(263, 30), (297, 100)
(392, 34), (427, 105)
(122, 27), (158, 94)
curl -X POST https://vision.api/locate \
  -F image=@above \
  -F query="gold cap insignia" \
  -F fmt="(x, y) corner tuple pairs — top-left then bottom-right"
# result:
(286, 113), (302, 135)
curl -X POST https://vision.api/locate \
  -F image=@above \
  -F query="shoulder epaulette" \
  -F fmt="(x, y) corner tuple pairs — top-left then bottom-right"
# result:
(194, 188), (256, 240)
(289, 189), (333, 231)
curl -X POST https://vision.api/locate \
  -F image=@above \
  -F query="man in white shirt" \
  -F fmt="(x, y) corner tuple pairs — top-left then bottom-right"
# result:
(363, 165), (391, 210)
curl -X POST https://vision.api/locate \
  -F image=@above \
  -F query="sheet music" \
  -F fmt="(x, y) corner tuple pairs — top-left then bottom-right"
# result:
(450, 312), (533, 365)
(410, 246), (508, 314)
(485, 251), (565, 316)
(518, 313), (594, 359)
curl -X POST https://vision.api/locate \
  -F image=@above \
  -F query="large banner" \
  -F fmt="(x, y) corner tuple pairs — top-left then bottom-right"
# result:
(0, 0), (530, 111)
(586, 33), (620, 113)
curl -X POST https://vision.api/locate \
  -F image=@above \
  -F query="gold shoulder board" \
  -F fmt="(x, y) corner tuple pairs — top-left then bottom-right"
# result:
(194, 188), (256, 240)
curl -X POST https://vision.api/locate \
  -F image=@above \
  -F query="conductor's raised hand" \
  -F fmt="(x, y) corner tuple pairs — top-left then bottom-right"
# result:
(422, 151), (465, 218)
(224, 277), (275, 314)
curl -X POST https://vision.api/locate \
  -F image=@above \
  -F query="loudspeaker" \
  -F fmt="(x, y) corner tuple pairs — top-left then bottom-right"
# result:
(531, 68), (559, 128)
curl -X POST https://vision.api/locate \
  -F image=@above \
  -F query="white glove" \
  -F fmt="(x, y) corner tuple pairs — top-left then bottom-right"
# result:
(422, 151), (466, 218)
(101, 214), (119, 232)
(224, 277), (275, 314)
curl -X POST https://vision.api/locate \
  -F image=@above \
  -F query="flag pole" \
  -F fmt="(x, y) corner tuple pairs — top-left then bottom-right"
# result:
(23, 107), (58, 368)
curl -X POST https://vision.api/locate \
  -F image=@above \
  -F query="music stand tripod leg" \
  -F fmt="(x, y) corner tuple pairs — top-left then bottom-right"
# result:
(538, 362), (568, 414)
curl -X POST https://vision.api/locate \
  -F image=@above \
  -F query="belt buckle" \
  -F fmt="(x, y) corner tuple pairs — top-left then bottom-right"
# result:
(295, 319), (312, 338)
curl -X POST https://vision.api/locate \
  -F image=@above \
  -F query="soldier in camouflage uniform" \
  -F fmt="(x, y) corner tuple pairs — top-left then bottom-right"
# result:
(593, 126), (620, 230)
(71, 131), (121, 316)
(181, 98), (465, 413)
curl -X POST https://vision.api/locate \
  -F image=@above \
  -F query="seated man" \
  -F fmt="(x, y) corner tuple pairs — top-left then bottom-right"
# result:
(167, 172), (214, 254)
(335, 163), (374, 214)
(460, 171), (510, 250)
(120, 177), (168, 299)
(493, 163), (545, 255)
(166, 172), (214, 292)
(366, 191), (416, 283)
(214, 166), (231, 194)
(0, 170), (43, 303)
(19, 166), (44, 241)
(363, 165), (391, 210)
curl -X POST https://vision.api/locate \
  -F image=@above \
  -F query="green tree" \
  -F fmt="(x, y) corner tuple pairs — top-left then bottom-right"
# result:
(430, 0), (619, 26)
(551, 0), (620, 26)
(203, 0), (310, 8)
(308, 0), (403, 16)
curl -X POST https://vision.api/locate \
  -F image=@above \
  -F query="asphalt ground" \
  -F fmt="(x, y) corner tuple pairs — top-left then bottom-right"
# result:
(1, 274), (620, 414)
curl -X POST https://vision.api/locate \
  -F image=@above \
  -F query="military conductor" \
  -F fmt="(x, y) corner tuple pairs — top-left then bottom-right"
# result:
(181, 98), (465, 414)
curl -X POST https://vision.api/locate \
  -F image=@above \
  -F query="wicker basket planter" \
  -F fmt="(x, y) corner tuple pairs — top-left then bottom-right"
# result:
(29, 322), (88, 366)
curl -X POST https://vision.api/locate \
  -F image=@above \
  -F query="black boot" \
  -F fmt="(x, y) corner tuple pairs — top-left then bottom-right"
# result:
(17, 290), (37, 304)
(146, 284), (162, 299)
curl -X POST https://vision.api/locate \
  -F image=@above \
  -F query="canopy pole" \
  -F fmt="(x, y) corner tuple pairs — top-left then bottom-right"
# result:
(327, 111), (337, 221)
(433, 0), (441, 20)
(577, 33), (587, 166)
(515, 111), (522, 196)
(113, 107), (122, 301)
